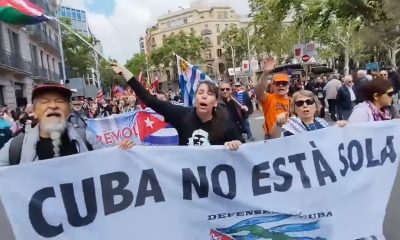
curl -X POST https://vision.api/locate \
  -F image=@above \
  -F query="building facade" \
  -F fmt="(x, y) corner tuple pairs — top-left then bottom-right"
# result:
(0, 0), (62, 108)
(145, 0), (250, 88)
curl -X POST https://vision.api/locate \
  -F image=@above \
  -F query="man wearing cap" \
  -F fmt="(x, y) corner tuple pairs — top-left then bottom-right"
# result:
(0, 82), (133, 166)
(255, 58), (290, 139)
(68, 97), (87, 129)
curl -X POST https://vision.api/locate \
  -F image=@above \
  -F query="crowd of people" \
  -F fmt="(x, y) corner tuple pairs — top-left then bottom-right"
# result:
(0, 59), (397, 166)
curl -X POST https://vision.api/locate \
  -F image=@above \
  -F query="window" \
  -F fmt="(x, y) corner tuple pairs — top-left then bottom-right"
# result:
(60, 7), (66, 17)
(206, 49), (212, 59)
(40, 50), (44, 68)
(204, 24), (208, 29)
(65, 8), (71, 18)
(71, 9), (76, 20)
(81, 11), (86, 21)
(183, 17), (188, 24)
(217, 49), (222, 58)
(217, 36), (221, 45)
(0, 86), (5, 107)
(216, 24), (220, 33)
(0, 23), (3, 50)
(76, 11), (81, 21)
(162, 34), (166, 43)
(225, 24), (228, 30)
(217, 12), (222, 19)
(29, 44), (38, 66)
(223, 12), (228, 18)
(204, 37), (211, 44)
(190, 28), (195, 34)
(8, 30), (20, 56)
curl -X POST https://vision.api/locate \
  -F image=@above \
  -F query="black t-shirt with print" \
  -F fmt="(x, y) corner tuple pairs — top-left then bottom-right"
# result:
(127, 77), (241, 146)
(36, 131), (78, 160)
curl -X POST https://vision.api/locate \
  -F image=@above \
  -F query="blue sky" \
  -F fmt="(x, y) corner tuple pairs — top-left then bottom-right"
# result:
(85, 0), (115, 16)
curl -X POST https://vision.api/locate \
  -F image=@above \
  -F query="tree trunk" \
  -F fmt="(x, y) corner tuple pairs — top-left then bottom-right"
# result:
(344, 46), (350, 76)
(389, 47), (397, 68)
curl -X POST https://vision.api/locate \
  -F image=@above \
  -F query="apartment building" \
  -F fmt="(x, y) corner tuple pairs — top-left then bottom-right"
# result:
(60, 5), (102, 89)
(145, 0), (250, 87)
(0, 0), (62, 108)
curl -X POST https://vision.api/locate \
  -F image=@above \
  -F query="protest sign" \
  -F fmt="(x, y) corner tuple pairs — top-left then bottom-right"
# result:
(86, 109), (178, 146)
(0, 121), (399, 239)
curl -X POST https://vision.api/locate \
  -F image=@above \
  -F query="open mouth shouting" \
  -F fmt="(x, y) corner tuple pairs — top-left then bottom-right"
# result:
(46, 112), (62, 118)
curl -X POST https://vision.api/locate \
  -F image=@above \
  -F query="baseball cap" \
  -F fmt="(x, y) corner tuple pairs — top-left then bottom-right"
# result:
(233, 82), (242, 86)
(272, 73), (289, 82)
(32, 82), (73, 102)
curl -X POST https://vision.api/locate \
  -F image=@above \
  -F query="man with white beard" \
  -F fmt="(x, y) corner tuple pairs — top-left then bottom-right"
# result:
(0, 82), (133, 166)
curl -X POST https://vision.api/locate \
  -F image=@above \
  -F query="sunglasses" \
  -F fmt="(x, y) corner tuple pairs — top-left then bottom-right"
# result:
(294, 99), (315, 107)
(385, 91), (395, 97)
(220, 88), (231, 92)
(274, 81), (289, 87)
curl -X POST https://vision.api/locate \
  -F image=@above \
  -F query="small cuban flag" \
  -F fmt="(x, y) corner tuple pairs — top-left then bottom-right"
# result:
(176, 54), (212, 107)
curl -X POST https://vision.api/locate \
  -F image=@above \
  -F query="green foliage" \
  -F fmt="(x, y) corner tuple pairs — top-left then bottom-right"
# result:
(149, 31), (206, 69)
(125, 53), (147, 77)
(60, 17), (94, 78)
(220, 26), (249, 65)
(99, 58), (125, 93)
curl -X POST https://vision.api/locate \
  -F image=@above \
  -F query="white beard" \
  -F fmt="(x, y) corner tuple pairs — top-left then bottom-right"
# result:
(40, 119), (67, 158)
(40, 119), (67, 135)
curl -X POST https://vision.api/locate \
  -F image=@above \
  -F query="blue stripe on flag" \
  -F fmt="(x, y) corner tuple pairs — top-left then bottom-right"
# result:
(189, 67), (198, 107)
(143, 135), (179, 145)
(200, 72), (206, 80)
(179, 74), (186, 104)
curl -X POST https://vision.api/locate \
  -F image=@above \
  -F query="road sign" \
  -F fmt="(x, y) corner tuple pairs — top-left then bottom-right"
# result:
(302, 55), (311, 63)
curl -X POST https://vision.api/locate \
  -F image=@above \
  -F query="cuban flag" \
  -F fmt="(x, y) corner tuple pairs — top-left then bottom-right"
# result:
(135, 110), (179, 145)
(87, 110), (178, 146)
(176, 54), (212, 107)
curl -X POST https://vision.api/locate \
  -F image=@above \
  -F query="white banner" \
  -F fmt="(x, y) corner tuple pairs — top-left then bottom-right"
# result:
(0, 121), (400, 239)
(86, 110), (178, 146)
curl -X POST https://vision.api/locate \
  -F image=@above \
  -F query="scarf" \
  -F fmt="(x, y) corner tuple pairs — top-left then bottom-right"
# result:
(282, 116), (329, 135)
(367, 101), (391, 121)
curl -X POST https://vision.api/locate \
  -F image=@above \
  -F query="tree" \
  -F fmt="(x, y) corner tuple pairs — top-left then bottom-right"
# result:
(125, 53), (147, 77)
(99, 58), (125, 94)
(220, 26), (249, 66)
(60, 17), (94, 78)
(149, 31), (206, 70)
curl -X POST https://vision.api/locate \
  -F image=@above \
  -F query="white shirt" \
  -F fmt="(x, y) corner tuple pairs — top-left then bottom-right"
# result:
(347, 86), (356, 101)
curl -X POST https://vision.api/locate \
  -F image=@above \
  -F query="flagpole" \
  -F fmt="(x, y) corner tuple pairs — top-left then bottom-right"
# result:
(55, 0), (67, 84)
(49, 16), (112, 64)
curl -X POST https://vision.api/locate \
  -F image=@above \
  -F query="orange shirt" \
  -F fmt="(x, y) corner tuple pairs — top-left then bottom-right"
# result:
(261, 93), (290, 134)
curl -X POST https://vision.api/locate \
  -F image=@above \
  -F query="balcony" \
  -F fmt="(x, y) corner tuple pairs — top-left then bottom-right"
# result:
(26, 26), (60, 54)
(201, 29), (212, 35)
(32, 65), (48, 79)
(0, 49), (32, 74)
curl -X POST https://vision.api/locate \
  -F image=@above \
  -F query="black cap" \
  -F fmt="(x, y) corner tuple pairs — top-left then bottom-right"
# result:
(32, 82), (72, 102)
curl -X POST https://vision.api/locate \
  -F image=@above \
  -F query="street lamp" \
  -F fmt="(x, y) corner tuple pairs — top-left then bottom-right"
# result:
(225, 42), (236, 82)
(243, 27), (252, 82)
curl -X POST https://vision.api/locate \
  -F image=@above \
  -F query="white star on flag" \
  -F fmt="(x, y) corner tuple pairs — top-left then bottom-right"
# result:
(144, 117), (154, 128)
(211, 233), (222, 240)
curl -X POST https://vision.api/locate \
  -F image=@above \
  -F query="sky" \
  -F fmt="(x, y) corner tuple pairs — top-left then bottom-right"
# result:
(62, 0), (250, 63)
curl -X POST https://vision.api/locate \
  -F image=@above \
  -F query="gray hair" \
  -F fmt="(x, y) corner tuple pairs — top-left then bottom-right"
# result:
(357, 70), (367, 78)
(290, 90), (322, 117)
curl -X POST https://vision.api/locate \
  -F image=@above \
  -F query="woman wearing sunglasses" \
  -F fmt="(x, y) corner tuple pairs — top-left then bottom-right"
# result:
(270, 90), (329, 138)
(348, 79), (394, 123)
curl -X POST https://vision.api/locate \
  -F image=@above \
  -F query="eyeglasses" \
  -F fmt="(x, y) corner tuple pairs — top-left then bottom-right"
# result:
(385, 91), (395, 97)
(381, 74), (388, 76)
(294, 99), (315, 107)
(220, 88), (231, 92)
(274, 81), (289, 87)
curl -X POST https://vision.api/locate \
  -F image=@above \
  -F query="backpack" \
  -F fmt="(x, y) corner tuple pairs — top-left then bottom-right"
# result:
(9, 128), (93, 165)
